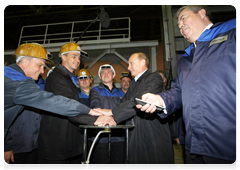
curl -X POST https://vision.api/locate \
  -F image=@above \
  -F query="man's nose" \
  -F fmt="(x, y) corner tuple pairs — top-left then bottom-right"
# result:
(178, 21), (183, 29)
(40, 67), (45, 74)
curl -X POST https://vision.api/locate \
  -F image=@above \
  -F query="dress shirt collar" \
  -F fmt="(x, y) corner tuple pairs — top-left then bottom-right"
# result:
(194, 23), (213, 47)
(134, 69), (148, 82)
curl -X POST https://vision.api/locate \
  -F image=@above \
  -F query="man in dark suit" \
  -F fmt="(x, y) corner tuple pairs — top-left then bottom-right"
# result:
(96, 52), (174, 164)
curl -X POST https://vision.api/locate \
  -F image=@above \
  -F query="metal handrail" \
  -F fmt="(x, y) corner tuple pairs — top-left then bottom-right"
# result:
(18, 17), (131, 46)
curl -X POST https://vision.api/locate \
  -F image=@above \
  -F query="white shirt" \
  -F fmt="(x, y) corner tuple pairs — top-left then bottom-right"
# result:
(194, 23), (213, 47)
(134, 69), (148, 82)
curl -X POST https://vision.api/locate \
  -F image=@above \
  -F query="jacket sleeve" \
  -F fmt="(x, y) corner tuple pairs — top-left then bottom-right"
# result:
(112, 72), (163, 124)
(89, 88), (102, 109)
(68, 114), (98, 125)
(158, 76), (183, 118)
(13, 79), (90, 117)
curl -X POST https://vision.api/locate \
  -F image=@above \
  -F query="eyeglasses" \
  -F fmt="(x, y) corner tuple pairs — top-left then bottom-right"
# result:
(79, 76), (89, 80)
(101, 66), (111, 69)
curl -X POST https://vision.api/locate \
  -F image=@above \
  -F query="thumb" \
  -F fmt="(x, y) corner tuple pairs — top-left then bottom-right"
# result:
(11, 154), (14, 162)
(141, 93), (149, 101)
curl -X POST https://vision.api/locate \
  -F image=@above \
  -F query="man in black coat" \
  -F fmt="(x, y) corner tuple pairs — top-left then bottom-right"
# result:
(37, 42), (115, 164)
(96, 52), (174, 164)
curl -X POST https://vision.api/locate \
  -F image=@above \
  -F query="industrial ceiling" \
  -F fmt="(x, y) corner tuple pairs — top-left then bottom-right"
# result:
(4, 5), (236, 50)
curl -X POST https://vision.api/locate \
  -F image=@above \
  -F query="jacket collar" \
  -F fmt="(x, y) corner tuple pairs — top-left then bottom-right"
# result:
(135, 69), (151, 82)
(10, 63), (26, 76)
(98, 82), (117, 92)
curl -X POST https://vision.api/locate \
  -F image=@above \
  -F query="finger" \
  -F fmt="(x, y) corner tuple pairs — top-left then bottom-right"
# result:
(136, 104), (142, 109)
(11, 155), (14, 162)
(150, 106), (157, 113)
(141, 93), (148, 100)
(147, 105), (156, 113)
(140, 103), (150, 112)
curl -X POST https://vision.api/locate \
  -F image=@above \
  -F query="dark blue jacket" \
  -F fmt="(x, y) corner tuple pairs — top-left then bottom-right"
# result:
(4, 64), (90, 138)
(158, 19), (236, 162)
(89, 83), (125, 143)
(79, 91), (90, 107)
(4, 77), (45, 153)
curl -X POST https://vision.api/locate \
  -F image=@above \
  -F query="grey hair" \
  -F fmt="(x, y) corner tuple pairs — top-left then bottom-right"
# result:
(175, 5), (213, 22)
(16, 56), (33, 63)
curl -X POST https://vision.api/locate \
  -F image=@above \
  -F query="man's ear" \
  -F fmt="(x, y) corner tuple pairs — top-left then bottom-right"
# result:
(140, 59), (146, 67)
(61, 54), (66, 61)
(22, 58), (29, 67)
(198, 9), (206, 20)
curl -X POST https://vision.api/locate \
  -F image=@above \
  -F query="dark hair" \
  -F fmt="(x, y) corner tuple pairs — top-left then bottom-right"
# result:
(175, 5), (213, 22)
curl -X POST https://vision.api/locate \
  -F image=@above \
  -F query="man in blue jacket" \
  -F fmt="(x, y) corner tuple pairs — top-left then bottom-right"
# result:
(89, 64), (125, 163)
(137, 5), (236, 163)
(4, 76), (45, 164)
(77, 68), (92, 107)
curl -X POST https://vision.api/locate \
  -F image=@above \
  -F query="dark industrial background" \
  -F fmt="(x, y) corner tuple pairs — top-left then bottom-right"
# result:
(4, 5), (236, 83)
(4, 5), (236, 50)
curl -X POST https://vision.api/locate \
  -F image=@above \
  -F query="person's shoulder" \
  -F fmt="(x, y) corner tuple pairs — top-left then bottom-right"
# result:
(225, 18), (236, 26)
(141, 70), (162, 83)
(91, 85), (101, 93)
(148, 70), (161, 79)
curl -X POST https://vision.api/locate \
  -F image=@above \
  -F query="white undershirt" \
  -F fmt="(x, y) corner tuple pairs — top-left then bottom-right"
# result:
(194, 23), (213, 47)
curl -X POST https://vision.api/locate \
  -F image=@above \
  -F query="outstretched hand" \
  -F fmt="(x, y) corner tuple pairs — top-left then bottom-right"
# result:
(93, 108), (113, 116)
(89, 109), (104, 116)
(136, 93), (163, 113)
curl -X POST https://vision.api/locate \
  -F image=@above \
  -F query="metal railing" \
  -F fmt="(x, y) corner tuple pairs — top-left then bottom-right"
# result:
(18, 17), (131, 46)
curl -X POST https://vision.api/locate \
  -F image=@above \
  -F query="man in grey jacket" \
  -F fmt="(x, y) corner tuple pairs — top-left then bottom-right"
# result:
(4, 43), (114, 163)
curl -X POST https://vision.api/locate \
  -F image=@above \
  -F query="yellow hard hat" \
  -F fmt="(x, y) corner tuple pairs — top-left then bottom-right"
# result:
(77, 69), (90, 78)
(120, 72), (132, 80)
(14, 43), (53, 64)
(59, 42), (82, 58)
(89, 74), (94, 81)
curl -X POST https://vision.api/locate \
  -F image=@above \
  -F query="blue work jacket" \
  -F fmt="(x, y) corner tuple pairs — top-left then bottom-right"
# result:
(89, 83), (125, 143)
(4, 77), (45, 153)
(158, 19), (236, 162)
(4, 64), (90, 138)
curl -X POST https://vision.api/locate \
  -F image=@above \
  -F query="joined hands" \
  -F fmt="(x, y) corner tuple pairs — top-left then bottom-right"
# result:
(89, 108), (116, 127)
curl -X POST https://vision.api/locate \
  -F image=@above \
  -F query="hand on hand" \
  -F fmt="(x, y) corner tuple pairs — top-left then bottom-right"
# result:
(136, 93), (163, 113)
(94, 115), (116, 127)
(89, 109), (105, 116)
(93, 108), (112, 116)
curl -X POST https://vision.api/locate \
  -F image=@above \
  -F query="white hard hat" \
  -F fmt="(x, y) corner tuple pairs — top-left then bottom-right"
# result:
(98, 64), (116, 77)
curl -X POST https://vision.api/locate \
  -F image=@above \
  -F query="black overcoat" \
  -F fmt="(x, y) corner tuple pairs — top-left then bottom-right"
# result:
(37, 65), (97, 160)
(112, 69), (174, 164)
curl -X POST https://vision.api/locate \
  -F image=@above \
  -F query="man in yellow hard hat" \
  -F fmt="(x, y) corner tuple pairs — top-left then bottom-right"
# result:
(37, 42), (115, 164)
(4, 43), (113, 164)
(77, 68), (92, 106)
(120, 72), (132, 94)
